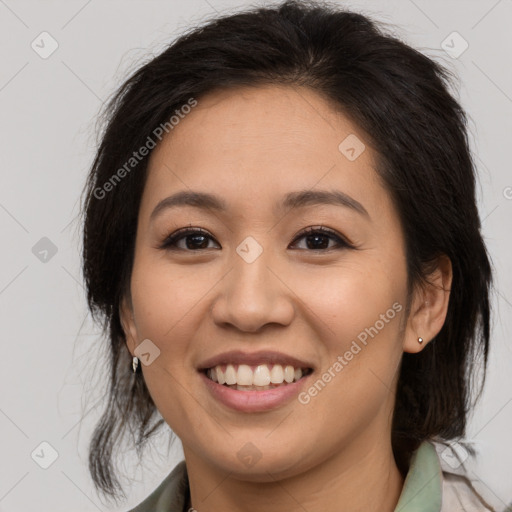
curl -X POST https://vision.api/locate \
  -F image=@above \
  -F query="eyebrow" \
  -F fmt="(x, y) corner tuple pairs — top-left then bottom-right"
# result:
(150, 189), (370, 221)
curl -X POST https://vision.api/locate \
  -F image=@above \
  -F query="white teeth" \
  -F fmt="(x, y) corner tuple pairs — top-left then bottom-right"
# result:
(216, 367), (226, 385)
(270, 364), (284, 384)
(237, 364), (253, 385)
(206, 363), (309, 387)
(284, 365), (294, 383)
(253, 365), (271, 386)
(225, 364), (237, 385)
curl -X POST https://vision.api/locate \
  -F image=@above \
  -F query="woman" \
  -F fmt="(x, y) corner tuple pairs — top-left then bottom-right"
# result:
(80, 1), (496, 510)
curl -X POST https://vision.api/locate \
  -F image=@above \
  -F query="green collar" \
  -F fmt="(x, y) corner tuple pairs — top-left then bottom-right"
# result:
(394, 441), (443, 512)
(129, 440), (443, 512)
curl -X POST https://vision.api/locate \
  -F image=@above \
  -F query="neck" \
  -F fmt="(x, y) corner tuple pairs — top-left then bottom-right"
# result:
(183, 433), (405, 512)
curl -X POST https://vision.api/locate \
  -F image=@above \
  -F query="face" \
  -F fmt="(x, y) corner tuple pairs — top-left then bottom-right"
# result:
(120, 85), (435, 480)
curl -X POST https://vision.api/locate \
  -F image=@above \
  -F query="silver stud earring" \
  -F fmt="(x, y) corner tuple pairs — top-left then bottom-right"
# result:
(418, 337), (424, 344)
(132, 356), (139, 373)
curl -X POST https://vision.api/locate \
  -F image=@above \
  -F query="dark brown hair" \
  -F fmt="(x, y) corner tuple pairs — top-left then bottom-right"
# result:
(80, 0), (493, 500)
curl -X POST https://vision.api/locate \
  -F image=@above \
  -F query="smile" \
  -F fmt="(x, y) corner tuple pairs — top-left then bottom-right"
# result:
(204, 363), (313, 390)
(200, 365), (314, 412)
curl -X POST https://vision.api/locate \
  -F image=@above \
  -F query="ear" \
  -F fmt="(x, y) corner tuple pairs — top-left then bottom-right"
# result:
(119, 293), (139, 357)
(403, 254), (453, 354)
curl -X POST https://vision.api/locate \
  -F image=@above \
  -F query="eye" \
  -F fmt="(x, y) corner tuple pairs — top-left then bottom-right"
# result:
(289, 226), (353, 251)
(159, 225), (353, 252)
(159, 227), (219, 251)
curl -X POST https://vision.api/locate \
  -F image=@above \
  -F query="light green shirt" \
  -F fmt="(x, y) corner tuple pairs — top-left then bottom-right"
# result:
(128, 441), (495, 512)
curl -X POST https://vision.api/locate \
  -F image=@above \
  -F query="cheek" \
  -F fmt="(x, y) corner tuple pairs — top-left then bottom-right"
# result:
(292, 257), (407, 414)
(292, 260), (404, 345)
(130, 255), (209, 344)
(129, 258), (202, 428)
(296, 266), (405, 425)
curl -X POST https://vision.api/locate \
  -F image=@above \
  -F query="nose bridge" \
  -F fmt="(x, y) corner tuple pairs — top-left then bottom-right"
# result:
(210, 235), (294, 331)
(233, 235), (273, 295)
(230, 235), (278, 307)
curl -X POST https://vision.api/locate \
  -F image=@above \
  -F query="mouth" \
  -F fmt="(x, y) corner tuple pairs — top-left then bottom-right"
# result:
(200, 363), (314, 391)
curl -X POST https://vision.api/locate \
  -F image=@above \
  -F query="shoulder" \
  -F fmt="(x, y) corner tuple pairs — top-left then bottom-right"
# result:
(441, 471), (495, 511)
(431, 442), (497, 512)
(398, 440), (499, 512)
(126, 460), (189, 512)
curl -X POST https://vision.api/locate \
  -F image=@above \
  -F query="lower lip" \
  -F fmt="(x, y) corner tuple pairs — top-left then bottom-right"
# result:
(199, 371), (312, 412)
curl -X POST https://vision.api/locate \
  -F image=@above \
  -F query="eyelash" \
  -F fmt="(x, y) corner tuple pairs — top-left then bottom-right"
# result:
(159, 225), (355, 252)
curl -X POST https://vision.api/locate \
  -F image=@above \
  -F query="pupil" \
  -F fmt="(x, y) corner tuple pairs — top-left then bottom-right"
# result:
(307, 234), (328, 250)
(187, 235), (208, 249)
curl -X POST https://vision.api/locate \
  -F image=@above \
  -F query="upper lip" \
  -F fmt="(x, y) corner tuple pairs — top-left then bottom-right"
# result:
(197, 350), (315, 371)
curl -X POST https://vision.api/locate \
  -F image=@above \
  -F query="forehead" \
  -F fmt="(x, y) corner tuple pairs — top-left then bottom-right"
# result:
(141, 85), (390, 221)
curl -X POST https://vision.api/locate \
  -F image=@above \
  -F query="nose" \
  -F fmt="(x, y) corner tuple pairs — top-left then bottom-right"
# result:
(210, 244), (295, 333)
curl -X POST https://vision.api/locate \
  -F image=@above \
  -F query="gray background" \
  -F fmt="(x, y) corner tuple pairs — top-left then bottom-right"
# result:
(0, 0), (511, 510)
